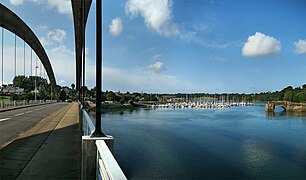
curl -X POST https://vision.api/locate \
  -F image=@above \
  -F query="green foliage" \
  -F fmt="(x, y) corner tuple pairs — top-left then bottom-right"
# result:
(11, 75), (50, 100)
(283, 90), (293, 101)
(59, 90), (67, 101)
(292, 90), (306, 103)
(252, 85), (306, 103)
(128, 99), (134, 105)
(119, 97), (126, 104)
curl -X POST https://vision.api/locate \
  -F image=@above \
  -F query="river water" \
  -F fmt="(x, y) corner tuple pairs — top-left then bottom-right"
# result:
(91, 103), (306, 179)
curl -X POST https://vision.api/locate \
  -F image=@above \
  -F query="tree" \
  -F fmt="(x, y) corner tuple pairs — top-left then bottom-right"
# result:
(71, 84), (75, 90)
(59, 90), (67, 101)
(119, 97), (126, 104)
(106, 91), (116, 101)
(293, 91), (306, 103)
(283, 90), (293, 101)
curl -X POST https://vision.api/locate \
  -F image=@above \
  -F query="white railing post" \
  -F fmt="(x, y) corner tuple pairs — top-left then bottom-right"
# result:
(96, 140), (127, 180)
(80, 106), (125, 180)
(82, 136), (114, 180)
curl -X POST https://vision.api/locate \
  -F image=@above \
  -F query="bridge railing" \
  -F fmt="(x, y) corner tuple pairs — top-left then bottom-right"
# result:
(96, 140), (127, 180)
(81, 106), (126, 180)
(82, 108), (95, 136)
(0, 100), (57, 109)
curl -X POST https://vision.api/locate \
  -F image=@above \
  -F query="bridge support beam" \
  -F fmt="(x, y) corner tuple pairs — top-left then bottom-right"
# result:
(265, 103), (275, 112)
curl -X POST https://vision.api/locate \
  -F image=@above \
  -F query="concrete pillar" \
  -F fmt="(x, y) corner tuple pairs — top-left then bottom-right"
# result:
(81, 135), (114, 180)
(265, 103), (275, 112)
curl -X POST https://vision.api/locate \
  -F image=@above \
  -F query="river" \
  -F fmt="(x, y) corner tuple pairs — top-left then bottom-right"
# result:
(91, 103), (306, 179)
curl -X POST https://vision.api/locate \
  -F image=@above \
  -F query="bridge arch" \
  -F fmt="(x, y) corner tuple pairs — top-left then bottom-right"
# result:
(275, 105), (286, 112)
(0, 3), (58, 99)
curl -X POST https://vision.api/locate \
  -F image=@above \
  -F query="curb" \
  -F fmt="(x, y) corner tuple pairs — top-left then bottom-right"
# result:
(0, 102), (55, 113)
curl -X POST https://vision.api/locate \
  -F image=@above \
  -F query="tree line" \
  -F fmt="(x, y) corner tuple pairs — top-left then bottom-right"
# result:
(5, 76), (306, 104)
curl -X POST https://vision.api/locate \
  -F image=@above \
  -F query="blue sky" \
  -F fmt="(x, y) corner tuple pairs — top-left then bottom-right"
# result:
(1, 0), (305, 93)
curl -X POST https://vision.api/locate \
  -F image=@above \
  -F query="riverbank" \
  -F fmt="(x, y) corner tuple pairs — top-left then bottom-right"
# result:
(86, 101), (141, 113)
(266, 101), (306, 112)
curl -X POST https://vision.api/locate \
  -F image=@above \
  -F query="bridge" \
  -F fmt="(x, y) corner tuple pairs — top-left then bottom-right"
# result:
(0, 1), (126, 180)
(265, 101), (306, 112)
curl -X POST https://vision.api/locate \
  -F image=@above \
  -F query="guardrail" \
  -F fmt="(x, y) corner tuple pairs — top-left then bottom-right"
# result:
(96, 140), (127, 180)
(82, 108), (95, 136)
(0, 100), (57, 109)
(81, 106), (127, 180)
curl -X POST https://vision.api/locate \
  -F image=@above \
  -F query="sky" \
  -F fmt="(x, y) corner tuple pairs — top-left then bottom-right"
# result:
(0, 0), (305, 94)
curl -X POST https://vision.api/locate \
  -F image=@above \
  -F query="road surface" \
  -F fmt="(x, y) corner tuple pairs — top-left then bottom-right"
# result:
(0, 103), (68, 148)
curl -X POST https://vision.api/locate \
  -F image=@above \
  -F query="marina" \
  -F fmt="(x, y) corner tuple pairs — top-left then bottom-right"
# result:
(152, 101), (254, 109)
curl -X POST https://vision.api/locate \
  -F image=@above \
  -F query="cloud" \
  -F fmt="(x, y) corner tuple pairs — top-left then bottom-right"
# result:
(59, 80), (66, 85)
(294, 39), (306, 54)
(47, 45), (76, 86)
(208, 55), (226, 62)
(39, 28), (66, 46)
(109, 18), (123, 36)
(48, 29), (66, 44)
(9, 0), (23, 6)
(146, 61), (165, 73)
(242, 32), (281, 57)
(39, 37), (50, 46)
(192, 23), (212, 33)
(51, 45), (74, 55)
(47, 0), (72, 15)
(125, 0), (179, 36)
(103, 66), (204, 93)
(180, 31), (239, 49)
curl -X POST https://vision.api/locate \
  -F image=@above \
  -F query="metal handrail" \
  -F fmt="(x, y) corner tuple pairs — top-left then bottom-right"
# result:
(96, 140), (127, 180)
(0, 100), (56, 108)
(82, 108), (95, 136)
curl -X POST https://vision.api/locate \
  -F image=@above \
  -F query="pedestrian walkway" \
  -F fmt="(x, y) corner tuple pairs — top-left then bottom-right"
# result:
(0, 102), (81, 179)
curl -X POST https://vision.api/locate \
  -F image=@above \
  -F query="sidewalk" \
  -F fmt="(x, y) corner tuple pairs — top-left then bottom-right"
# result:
(0, 102), (81, 179)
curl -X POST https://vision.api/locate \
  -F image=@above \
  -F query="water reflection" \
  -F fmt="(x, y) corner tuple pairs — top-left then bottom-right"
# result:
(265, 111), (306, 120)
(242, 138), (272, 176)
(100, 107), (142, 115)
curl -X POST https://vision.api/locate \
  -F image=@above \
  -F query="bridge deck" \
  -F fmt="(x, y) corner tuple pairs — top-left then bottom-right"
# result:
(0, 102), (81, 179)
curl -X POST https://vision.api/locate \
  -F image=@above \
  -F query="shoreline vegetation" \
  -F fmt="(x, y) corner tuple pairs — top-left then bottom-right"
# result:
(84, 84), (306, 113)
(3, 76), (305, 113)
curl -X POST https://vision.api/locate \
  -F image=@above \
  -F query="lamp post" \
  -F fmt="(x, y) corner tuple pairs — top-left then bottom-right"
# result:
(35, 65), (38, 101)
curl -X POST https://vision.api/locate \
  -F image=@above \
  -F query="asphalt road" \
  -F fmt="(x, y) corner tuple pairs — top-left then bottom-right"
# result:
(0, 103), (68, 148)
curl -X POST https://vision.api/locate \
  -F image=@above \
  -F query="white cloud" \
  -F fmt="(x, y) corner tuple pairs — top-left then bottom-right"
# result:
(180, 31), (238, 49)
(39, 29), (66, 46)
(47, 0), (72, 15)
(208, 55), (226, 62)
(192, 23), (212, 33)
(47, 45), (76, 86)
(103, 66), (204, 93)
(294, 39), (306, 54)
(48, 29), (66, 44)
(39, 37), (50, 46)
(109, 18), (123, 36)
(59, 80), (66, 85)
(9, 0), (23, 6)
(146, 61), (165, 73)
(125, 0), (179, 36)
(242, 32), (281, 57)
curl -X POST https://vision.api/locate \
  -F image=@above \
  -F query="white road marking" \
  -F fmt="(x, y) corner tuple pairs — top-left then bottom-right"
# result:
(0, 118), (11, 122)
(26, 110), (33, 113)
(14, 113), (25, 116)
